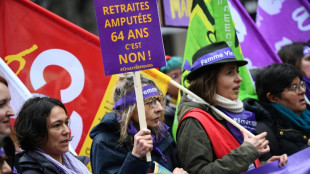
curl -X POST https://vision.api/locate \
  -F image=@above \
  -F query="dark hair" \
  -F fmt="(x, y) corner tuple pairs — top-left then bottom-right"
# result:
(278, 42), (310, 69)
(0, 76), (8, 87)
(14, 96), (67, 151)
(256, 63), (303, 103)
(0, 135), (15, 169)
(188, 64), (222, 105)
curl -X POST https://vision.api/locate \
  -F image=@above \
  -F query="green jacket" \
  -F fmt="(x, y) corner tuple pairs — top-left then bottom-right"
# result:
(176, 95), (259, 174)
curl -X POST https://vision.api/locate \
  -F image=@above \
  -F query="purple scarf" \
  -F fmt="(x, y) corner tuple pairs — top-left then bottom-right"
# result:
(217, 107), (257, 143)
(127, 121), (169, 162)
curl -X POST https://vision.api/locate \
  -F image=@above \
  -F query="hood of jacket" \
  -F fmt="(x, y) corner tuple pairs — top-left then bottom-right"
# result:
(89, 112), (119, 139)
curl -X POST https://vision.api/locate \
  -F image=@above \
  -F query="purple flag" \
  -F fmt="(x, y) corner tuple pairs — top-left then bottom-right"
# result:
(256, 0), (310, 53)
(161, 0), (190, 27)
(245, 147), (310, 174)
(228, 0), (282, 69)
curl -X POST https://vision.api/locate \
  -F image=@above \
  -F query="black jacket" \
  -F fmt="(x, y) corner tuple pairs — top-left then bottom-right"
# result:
(15, 150), (61, 174)
(89, 112), (179, 174)
(15, 150), (89, 174)
(244, 98), (310, 156)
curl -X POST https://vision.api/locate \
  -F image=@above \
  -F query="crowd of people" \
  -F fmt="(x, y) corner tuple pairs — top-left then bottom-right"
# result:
(1, 41), (310, 173)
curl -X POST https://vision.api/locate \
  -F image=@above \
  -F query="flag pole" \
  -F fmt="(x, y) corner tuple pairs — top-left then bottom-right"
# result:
(133, 71), (152, 162)
(169, 79), (255, 138)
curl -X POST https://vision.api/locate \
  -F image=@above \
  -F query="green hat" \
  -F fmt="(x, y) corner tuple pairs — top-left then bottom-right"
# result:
(160, 56), (182, 73)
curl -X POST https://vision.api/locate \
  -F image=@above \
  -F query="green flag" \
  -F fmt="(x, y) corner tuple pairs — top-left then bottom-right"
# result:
(172, 0), (257, 141)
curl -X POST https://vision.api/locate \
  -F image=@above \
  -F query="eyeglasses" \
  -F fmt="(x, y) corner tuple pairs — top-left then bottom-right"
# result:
(286, 81), (306, 94)
(144, 95), (163, 108)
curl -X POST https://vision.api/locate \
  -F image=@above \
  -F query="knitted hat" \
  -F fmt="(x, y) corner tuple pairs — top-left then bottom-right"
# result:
(160, 56), (182, 73)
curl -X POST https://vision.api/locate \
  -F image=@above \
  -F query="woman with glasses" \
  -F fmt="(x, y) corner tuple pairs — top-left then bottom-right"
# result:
(90, 74), (187, 174)
(278, 42), (310, 103)
(245, 63), (310, 156)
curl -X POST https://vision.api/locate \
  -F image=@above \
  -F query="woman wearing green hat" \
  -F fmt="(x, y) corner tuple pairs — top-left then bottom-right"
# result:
(160, 56), (182, 135)
(176, 41), (287, 173)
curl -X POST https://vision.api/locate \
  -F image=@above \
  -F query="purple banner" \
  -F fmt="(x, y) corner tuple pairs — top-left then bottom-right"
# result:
(228, 0), (282, 69)
(256, 0), (310, 54)
(245, 147), (310, 174)
(93, 0), (166, 75)
(161, 0), (190, 27)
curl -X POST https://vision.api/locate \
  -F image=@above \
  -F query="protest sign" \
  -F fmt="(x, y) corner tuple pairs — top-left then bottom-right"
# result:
(93, 0), (167, 161)
(93, 0), (166, 75)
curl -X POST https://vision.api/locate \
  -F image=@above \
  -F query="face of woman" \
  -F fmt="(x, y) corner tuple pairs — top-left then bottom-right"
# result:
(0, 83), (14, 135)
(0, 161), (12, 174)
(301, 54), (310, 78)
(216, 63), (242, 100)
(275, 77), (306, 115)
(166, 68), (182, 99)
(40, 106), (70, 160)
(132, 95), (164, 129)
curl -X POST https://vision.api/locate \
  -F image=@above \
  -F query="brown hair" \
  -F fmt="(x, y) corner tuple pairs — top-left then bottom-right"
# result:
(278, 42), (310, 70)
(15, 96), (67, 151)
(0, 76), (8, 87)
(188, 65), (221, 105)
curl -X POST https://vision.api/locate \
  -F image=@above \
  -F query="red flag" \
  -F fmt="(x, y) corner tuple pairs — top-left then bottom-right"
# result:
(0, 0), (109, 154)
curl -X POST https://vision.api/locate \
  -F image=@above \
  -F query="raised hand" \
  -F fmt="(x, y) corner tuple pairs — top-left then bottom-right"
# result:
(241, 129), (270, 155)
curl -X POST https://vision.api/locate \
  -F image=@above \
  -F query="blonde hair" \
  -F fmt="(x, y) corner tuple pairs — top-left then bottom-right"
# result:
(113, 73), (164, 144)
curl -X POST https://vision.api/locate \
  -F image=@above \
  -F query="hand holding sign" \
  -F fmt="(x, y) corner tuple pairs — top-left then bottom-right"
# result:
(133, 71), (152, 161)
(94, 0), (166, 162)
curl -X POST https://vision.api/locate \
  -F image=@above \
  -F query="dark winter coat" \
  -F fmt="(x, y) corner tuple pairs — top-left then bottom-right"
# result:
(89, 112), (179, 174)
(15, 150), (61, 174)
(244, 98), (310, 156)
(176, 95), (259, 174)
(15, 150), (89, 174)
